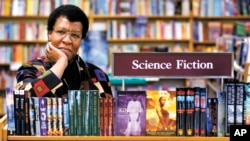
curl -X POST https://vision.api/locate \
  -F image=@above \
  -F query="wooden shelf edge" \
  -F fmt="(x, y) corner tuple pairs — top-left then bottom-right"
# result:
(7, 136), (229, 141)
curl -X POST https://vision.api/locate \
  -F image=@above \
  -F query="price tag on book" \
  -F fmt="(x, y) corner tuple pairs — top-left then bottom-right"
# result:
(230, 125), (250, 141)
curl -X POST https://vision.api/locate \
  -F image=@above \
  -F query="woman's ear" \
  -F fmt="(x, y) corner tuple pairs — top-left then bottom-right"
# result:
(47, 31), (52, 41)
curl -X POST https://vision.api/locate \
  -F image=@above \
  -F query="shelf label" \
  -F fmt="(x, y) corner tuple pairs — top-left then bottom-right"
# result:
(112, 52), (233, 78)
(230, 125), (250, 141)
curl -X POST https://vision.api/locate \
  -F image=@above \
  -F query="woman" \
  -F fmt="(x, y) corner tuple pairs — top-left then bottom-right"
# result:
(15, 4), (112, 98)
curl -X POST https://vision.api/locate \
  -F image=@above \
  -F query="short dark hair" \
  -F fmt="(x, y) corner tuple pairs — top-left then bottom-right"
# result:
(47, 4), (89, 39)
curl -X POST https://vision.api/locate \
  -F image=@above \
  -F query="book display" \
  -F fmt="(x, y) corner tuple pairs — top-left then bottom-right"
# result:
(1, 0), (250, 141)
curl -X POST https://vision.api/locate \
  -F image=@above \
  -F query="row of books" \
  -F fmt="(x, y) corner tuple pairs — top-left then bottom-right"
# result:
(193, 0), (250, 17)
(0, 44), (45, 64)
(0, 22), (47, 41)
(107, 19), (190, 40)
(0, 0), (90, 16)
(6, 82), (250, 137)
(92, 0), (190, 16)
(6, 89), (115, 136)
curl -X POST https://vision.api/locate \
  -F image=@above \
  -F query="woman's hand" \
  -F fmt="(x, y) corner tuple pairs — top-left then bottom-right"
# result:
(45, 42), (68, 63)
(46, 42), (68, 78)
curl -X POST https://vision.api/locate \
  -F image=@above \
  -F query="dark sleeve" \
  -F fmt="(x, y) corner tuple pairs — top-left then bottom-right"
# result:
(86, 63), (113, 98)
(15, 63), (63, 97)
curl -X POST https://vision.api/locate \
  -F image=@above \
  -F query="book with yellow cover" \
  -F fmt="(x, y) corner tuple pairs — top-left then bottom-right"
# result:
(146, 90), (176, 136)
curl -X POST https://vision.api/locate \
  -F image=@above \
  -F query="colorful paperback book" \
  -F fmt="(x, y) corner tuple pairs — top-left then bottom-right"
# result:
(115, 91), (146, 136)
(146, 90), (176, 136)
(206, 98), (218, 136)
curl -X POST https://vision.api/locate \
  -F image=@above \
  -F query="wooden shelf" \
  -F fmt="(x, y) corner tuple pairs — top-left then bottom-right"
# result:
(7, 136), (229, 141)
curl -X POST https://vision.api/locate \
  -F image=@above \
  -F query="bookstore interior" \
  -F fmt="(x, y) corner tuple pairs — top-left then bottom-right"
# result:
(1, 0), (250, 141)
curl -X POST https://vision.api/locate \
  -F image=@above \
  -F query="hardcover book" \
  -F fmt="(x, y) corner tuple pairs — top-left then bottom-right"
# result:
(115, 91), (146, 136)
(146, 90), (176, 136)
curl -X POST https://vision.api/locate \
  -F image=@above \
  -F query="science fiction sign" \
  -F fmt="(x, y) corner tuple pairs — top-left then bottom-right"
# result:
(112, 52), (233, 78)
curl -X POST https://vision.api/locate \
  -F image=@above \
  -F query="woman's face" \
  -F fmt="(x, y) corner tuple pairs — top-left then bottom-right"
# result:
(48, 16), (83, 61)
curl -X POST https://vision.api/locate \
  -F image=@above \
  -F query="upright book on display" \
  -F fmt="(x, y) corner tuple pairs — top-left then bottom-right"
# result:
(115, 91), (146, 136)
(146, 90), (176, 136)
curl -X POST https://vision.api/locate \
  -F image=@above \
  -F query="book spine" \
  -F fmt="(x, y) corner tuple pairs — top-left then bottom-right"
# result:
(13, 90), (20, 135)
(57, 97), (63, 136)
(244, 83), (250, 125)
(19, 90), (25, 135)
(108, 97), (114, 136)
(185, 88), (194, 136)
(51, 97), (58, 136)
(24, 90), (30, 135)
(235, 82), (244, 125)
(46, 97), (53, 136)
(206, 98), (218, 136)
(103, 98), (109, 136)
(75, 90), (82, 135)
(85, 90), (90, 136)
(225, 83), (235, 136)
(194, 87), (200, 136)
(216, 91), (226, 136)
(33, 97), (41, 136)
(176, 88), (186, 136)
(68, 90), (76, 135)
(62, 97), (69, 136)
(81, 90), (86, 135)
(99, 98), (104, 136)
(29, 97), (35, 136)
(39, 97), (48, 136)
(91, 90), (100, 136)
(200, 88), (207, 136)
(6, 88), (15, 135)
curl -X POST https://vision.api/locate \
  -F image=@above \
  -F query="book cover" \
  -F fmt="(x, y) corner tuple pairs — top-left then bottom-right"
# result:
(146, 90), (176, 136)
(6, 88), (15, 135)
(115, 91), (146, 136)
